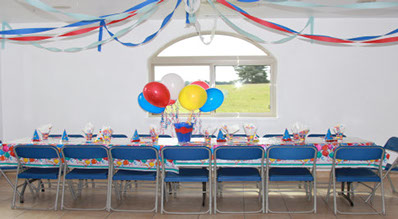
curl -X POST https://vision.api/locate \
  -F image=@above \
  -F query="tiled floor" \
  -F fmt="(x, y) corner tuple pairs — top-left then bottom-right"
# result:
(0, 171), (397, 219)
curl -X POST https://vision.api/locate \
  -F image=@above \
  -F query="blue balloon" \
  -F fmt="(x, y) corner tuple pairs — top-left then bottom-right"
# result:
(138, 93), (165, 114)
(200, 88), (224, 112)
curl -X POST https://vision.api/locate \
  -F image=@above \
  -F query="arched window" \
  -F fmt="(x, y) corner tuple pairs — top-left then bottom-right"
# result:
(150, 33), (276, 117)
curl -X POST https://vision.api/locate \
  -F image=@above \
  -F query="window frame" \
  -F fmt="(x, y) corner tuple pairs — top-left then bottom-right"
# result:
(149, 33), (277, 117)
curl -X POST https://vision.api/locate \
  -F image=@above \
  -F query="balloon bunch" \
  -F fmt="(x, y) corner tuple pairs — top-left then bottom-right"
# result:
(138, 73), (225, 134)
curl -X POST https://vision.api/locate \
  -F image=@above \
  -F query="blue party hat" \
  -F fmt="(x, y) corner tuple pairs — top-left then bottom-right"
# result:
(32, 129), (41, 141)
(217, 130), (225, 140)
(282, 129), (291, 140)
(62, 129), (69, 141)
(325, 129), (333, 140)
(132, 129), (140, 142)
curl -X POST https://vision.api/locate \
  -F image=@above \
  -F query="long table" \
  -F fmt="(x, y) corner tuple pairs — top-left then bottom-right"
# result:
(0, 136), (390, 172)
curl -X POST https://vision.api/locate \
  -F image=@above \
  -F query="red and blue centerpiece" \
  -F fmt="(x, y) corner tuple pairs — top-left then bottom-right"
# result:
(174, 122), (194, 143)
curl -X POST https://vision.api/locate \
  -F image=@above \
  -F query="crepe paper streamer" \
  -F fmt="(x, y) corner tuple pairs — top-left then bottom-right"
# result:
(325, 129), (333, 140)
(24, 0), (147, 22)
(237, 0), (398, 9)
(62, 130), (69, 141)
(0, 2), (158, 52)
(98, 20), (105, 52)
(32, 129), (41, 141)
(102, 0), (182, 47)
(216, 0), (398, 44)
(282, 129), (291, 140)
(0, 0), (161, 37)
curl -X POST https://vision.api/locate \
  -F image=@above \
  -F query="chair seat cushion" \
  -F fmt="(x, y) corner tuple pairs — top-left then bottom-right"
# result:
(18, 168), (60, 179)
(335, 168), (380, 182)
(165, 168), (208, 182)
(113, 170), (156, 181)
(65, 168), (108, 180)
(217, 167), (261, 182)
(385, 164), (398, 172)
(269, 168), (314, 182)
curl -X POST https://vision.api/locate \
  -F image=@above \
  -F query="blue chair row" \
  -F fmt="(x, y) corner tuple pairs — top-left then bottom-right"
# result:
(10, 144), (385, 215)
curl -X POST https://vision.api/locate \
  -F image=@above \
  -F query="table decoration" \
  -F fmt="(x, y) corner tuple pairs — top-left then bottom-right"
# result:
(333, 124), (345, 140)
(325, 129), (335, 142)
(243, 123), (257, 143)
(203, 127), (217, 145)
(38, 123), (52, 140)
(221, 124), (240, 144)
(131, 129), (140, 143)
(82, 122), (94, 142)
(149, 126), (159, 145)
(94, 126), (112, 143)
(291, 123), (309, 144)
(32, 129), (41, 142)
(282, 128), (292, 141)
(61, 129), (69, 141)
(216, 130), (226, 142)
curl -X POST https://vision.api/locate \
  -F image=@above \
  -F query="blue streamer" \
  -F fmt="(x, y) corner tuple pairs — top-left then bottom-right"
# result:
(0, 0), (160, 36)
(102, 0), (182, 47)
(98, 20), (105, 52)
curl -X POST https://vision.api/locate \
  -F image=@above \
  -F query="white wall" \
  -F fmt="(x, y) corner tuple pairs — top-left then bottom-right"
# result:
(1, 17), (398, 145)
(0, 48), (3, 140)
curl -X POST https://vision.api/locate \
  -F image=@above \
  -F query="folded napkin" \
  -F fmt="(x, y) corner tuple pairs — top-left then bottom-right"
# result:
(325, 129), (334, 141)
(243, 124), (257, 137)
(38, 123), (52, 134)
(62, 129), (69, 141)
(131, 129), (140, 142)
(83, 122), (94, 134)
(282, 129), (292, 141)
(32, 129), (41, 142)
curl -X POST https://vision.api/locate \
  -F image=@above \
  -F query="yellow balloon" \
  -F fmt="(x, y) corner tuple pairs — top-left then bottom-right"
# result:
(178, 85), (207, 111)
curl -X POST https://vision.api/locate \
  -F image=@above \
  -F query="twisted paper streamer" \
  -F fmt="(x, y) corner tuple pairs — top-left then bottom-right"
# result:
(216, 0), (398, 44)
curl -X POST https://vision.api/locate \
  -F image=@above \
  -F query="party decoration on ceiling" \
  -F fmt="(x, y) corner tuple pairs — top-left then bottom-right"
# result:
(1, 0), (398, 52)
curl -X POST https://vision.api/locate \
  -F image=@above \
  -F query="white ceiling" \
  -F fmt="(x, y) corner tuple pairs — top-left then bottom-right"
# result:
(1, 0), (398, 23)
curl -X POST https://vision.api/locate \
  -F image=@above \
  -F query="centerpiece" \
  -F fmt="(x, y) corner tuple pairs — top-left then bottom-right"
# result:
(137, 73), (224, 144)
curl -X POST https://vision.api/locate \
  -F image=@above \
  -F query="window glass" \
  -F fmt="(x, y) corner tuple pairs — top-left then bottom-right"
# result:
(215, 65), (271, 113)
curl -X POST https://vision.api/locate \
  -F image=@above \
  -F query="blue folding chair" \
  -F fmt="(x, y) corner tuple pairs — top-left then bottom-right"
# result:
(61, 145), (110, 211)
(232, 134), (247, 137)
(214, 146), (265, 214)
(12, 145), (62, 210)
(109, 146), (159, 212)
(263, 134), (284, 138)
(48, 134), (84, 138)
(111, 134), (128, 138)
(382, 137), (398, 193)
(266, 145), (318, 214)
(160, 146), (212, 214)
(308, 134), (346, 138)
(159, 134), (172, 138)
(192, 134), (216, 138)
(326, 146), (385, 215)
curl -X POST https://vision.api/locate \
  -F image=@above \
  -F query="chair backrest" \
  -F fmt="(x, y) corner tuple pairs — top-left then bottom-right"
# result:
(158, 134), (172, 138)
(263, 134), (283, 138)
(62, 145), (108, 160)
(110, 146), (158, 160)
(192, 134), (216, 138)
(334, 146), (384, 161)
(215, 146), (264, 160)
(68, 134), (84, 138)
(111, 134), (128, 138)
(49, 134), (62, 138)
(267, 145), (317, 161)
(308, 134), (346, 138)
(233, 134), (247, 137)
(161, 146), (211, 161)
(138, 134), (151, 138)
(384, 137), (398, 152)
(15, 145), (60, 160)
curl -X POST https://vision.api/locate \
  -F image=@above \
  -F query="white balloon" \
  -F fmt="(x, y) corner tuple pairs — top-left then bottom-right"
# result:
(161, 73), (185, 101)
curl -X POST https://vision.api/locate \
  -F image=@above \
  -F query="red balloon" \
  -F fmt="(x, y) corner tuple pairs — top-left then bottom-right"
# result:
(143, 82), (170, 108)
(191, 81), (210, 90)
